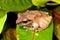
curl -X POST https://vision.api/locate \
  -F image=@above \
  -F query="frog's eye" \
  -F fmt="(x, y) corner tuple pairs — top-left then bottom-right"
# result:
(22, 20), (31, 23)
(22, 21), (28, 23)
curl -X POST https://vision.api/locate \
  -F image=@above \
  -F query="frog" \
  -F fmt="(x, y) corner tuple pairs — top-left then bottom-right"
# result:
(16, 10), (52, 32)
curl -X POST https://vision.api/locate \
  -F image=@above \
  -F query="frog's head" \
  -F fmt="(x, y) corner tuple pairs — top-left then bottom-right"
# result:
(16, 13), (33, 26)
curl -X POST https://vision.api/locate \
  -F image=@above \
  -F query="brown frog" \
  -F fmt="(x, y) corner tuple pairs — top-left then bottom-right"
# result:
(16, 10), (52, 31)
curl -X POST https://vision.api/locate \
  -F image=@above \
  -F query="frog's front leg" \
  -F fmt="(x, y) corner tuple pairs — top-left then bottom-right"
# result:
(37, 16), (52, 32)
(31, 16), (52, 32)
(39, 16), (52, 29)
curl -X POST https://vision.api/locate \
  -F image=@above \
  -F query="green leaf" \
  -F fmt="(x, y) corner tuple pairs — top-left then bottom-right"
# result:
(52, 0), (60, 4)
(0, 10), (7, 34)
(0, 0), (32, 11)
(34, 21), (53, 40)
(32, 0), (49, 6)
(16, 25), (33, 40)
(16, 21), (53, 40)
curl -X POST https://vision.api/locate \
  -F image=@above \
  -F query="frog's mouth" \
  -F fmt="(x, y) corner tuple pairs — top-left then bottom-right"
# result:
(19, 20), (34, 31)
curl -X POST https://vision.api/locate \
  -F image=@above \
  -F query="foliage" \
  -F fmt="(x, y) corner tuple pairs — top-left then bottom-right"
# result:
(0, 0), (32, 11)
(16, 20), (53, 40)
(32, 0), (49, 7)
(0, 10), (7, 33)
(0, 0), (54, 40)
(52, 0), (60, 4)
(0, 0), (32, 33)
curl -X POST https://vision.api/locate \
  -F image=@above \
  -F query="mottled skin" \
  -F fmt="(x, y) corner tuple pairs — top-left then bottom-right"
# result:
(16, 10), (52, 31)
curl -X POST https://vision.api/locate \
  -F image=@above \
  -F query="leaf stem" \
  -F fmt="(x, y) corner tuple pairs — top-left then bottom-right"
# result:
(32, 30), (36, 40)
